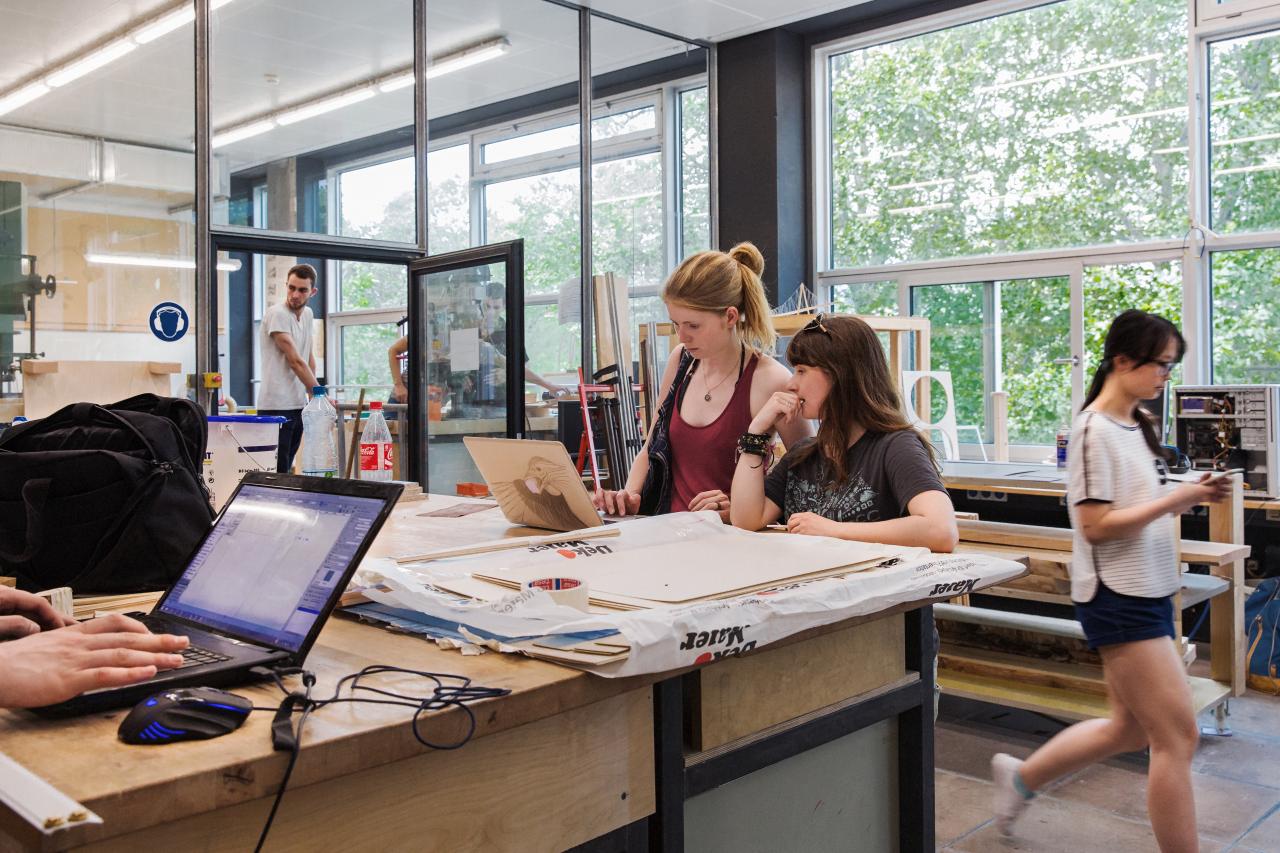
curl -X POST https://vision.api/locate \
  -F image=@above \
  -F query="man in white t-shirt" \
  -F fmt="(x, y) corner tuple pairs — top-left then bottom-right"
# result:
(258, 263), (319, 473)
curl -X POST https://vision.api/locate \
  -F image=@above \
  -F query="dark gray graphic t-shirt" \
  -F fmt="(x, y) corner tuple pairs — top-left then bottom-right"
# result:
(764, 431), (944, 523)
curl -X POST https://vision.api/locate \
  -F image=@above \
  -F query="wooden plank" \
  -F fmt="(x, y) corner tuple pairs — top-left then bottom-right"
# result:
(976, 573), (1230, 610)
(20, 359), (58, 375)
(939, 647), (1107, 696)
(78, 687), (655, 853)
(1209, 476), (1247, 696)
(939, 671), (1230, 722)
(145, 362), (181, 375)
(956, 519), (1249, 567)
(689, 614), (905, 752)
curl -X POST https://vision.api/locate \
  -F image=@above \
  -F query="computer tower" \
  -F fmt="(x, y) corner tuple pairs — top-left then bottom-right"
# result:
(1172, 385), (1280, 498)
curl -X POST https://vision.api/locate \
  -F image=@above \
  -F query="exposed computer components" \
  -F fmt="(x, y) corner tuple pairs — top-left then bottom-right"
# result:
(1173, 385), (1279, 498)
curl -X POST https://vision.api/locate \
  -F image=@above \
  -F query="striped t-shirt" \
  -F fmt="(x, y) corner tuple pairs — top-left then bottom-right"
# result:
(1067, 410), (1178, 602)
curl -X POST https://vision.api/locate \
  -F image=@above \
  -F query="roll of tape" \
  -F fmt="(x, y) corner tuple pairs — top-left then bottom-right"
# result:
(526, 577), (589, 611)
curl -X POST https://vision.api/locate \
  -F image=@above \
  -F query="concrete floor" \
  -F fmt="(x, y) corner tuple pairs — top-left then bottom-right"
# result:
(935, 661), (1280, 851)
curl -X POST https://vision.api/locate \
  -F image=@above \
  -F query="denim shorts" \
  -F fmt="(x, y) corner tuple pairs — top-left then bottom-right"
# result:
(1074, 581), (1175, 651)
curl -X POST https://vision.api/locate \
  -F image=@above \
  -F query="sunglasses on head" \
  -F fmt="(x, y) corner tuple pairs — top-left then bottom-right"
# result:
(799, 312), (831, 337)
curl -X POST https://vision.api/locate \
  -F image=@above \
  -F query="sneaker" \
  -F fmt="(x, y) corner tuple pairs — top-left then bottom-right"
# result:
(991, 753), (1032, 836)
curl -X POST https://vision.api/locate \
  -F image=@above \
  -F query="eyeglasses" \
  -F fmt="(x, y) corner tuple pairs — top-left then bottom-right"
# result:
(799, 312), (831, 337)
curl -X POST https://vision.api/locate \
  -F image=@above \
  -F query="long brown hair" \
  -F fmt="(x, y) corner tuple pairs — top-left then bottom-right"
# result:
(1083, 309), (1184, 455)
(785, 314), (935, 483)
(662, 242), (776, 353)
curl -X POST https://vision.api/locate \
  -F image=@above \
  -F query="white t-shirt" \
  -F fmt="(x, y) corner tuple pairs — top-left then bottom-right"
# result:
(1067, 409), (1178, 602)
(258, 302), (314, 410)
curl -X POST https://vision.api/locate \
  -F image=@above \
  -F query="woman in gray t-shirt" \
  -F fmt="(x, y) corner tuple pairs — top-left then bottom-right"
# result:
(729, 314), (957, 554)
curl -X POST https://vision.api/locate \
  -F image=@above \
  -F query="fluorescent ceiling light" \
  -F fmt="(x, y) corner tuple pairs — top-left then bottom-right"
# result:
(0, 1), (236, 114)
(212, 119), (276, 149)
(378, 72), (415, 93)
(0, 81), (51, 117)
(426, 37), (510, 79)
(46, 38), (137, 88)
(978, 53), (1162, 95)
(86, 253), (242, 272)
(276, 87), (376, 126)
(132, 7), (195, 44)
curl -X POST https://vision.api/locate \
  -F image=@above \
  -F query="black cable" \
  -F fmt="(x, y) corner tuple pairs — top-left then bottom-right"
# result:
(249, 664), (511, 850)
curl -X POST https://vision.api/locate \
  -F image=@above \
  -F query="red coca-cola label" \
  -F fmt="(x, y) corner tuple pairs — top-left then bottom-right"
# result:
(359, 442), (394, 471)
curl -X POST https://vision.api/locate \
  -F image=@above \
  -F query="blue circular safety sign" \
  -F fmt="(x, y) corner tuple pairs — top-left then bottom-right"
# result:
(149, 302), (189, 342)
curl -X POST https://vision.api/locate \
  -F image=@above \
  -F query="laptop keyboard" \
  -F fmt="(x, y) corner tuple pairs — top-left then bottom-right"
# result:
(126, 612), (231, 669)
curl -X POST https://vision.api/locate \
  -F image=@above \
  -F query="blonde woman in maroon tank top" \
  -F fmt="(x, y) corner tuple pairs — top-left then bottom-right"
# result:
(593, 242), (812, 521)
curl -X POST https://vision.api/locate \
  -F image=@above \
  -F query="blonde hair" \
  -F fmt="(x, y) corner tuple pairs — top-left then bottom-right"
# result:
(661, 242), (777, 353)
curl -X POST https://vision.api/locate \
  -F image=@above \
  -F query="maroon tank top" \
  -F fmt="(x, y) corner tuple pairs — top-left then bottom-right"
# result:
(669, 353), (760, 513)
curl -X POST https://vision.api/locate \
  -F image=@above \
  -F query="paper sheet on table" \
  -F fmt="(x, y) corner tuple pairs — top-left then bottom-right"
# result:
(449, 327), (479, 371)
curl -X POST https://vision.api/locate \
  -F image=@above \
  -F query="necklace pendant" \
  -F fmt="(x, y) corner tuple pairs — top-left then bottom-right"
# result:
(704, 392), (712, 402)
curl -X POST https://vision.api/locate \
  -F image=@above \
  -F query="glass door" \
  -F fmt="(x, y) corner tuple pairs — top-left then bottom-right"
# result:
(408, 241), (526, 492)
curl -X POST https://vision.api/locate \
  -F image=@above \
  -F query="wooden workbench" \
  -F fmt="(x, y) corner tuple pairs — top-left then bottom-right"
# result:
(939, 461), (1250, 711)
(0, 497), (944, 853)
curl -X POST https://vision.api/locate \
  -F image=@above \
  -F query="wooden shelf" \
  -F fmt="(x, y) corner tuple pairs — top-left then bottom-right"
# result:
(939, 667), (1231, 722)
(971, 572), (1230, 610)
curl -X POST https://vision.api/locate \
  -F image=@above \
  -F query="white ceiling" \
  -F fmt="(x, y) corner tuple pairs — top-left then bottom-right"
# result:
(0, 0), (867, 174)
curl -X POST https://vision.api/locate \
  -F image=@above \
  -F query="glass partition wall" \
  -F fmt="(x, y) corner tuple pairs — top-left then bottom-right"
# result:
(0, 1), (198, 421)
(0, 0), (711, 488)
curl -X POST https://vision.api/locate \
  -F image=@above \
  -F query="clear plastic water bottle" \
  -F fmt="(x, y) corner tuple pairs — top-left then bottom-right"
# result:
(359, 401), (394, 481)
(300, 386), (338, 478)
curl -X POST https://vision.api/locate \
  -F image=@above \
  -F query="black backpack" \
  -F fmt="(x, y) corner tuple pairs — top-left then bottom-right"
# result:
(0, 394), (216, 594)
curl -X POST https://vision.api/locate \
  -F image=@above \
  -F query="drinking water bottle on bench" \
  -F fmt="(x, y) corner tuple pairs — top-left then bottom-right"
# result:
(301, 386), (338, 478)
(359, 401), (394, 482)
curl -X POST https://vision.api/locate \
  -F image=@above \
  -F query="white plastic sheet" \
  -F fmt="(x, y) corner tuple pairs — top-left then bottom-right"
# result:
(355, 517), (1025, 678)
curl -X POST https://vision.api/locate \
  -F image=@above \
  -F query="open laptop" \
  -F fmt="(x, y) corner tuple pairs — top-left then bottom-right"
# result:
(38, 471), (402, 715)
(463, 436), (604, 532)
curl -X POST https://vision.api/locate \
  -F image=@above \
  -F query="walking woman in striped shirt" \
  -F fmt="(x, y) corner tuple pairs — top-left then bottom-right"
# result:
(991, 310), (1231, 852)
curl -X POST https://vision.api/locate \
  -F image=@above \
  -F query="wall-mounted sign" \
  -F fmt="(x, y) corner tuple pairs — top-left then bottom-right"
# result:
(149, 302), (189, 342)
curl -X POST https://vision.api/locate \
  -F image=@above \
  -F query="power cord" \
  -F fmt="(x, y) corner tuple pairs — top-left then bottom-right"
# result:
(247, 664), (511, 852)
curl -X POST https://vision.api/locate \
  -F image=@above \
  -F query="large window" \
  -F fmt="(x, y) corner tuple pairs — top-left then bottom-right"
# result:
(1208, 28), (1280, 234)
(818, 0), (1280, 454)
(826, 0), (1187, 269)
(327, 83), (710, 381)
(1212, 247), (1280, 383)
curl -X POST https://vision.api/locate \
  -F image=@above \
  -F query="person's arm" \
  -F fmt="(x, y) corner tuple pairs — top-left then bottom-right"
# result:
(786, 490), (959, 552)
(0, 587), (75, 638)
(271, 331), (319, 394)
(1074, 474), (1231, 545)
(749, 358), (813, 450)
(523, 365), (564, 395)
(0, 614), (188, 709)
(389, 336), (409, 400)
(730, 391), (802, 530)
(595, 346), (683, 515)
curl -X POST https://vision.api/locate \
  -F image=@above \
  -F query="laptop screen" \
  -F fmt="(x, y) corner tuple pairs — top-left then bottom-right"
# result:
(158, 483), (388, 652)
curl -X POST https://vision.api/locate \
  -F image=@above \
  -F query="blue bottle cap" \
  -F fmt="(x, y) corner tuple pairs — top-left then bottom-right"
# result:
(312, 386), (326, 396)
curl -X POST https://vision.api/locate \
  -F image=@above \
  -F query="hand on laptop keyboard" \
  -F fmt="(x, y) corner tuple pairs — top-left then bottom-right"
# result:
(0, 613), (189, 709)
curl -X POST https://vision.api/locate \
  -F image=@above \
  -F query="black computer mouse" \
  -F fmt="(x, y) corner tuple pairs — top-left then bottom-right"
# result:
(118, 687), (253, 745)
